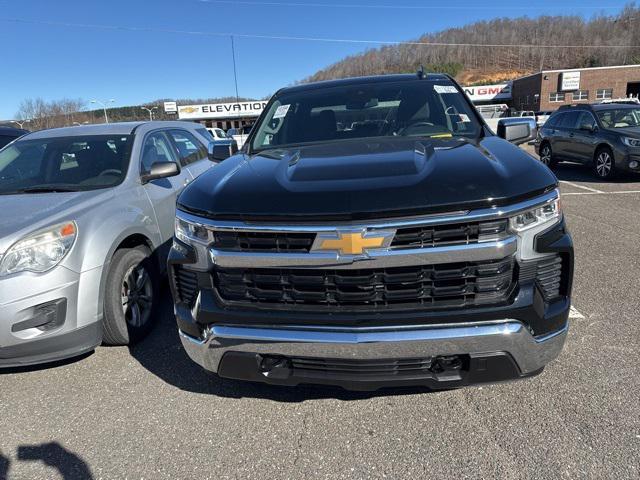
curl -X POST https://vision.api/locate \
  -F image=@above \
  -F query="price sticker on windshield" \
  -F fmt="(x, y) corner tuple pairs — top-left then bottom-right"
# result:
(434, 85), (458, 94)
(273, 104), (291, 119)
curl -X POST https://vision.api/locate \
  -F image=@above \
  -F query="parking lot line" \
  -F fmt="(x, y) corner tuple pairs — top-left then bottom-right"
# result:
(562, 190), (640, 196)
(559, 180), (604, 194)
(569, 306), (585, 319)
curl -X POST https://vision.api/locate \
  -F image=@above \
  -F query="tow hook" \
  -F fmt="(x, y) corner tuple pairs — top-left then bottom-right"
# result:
(430, 355), (464, 381)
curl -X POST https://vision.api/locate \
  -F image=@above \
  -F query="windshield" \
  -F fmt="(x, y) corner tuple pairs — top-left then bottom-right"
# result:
(250, 79), (481, 152)
(597, 108), (640, 128)
(0, 134), (133, 195)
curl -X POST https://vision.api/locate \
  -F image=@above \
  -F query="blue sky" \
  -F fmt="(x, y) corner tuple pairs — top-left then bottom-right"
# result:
(0, 0), (631, 119)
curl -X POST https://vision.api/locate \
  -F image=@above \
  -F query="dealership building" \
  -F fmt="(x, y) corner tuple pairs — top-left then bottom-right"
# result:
(510, 64), (640, 112)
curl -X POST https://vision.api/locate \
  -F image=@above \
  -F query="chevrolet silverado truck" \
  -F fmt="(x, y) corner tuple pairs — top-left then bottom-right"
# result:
(168, 73), (574, 391)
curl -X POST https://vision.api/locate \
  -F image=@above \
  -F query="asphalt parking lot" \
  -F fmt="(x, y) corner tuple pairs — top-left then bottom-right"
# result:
(1, 148), (639, 480)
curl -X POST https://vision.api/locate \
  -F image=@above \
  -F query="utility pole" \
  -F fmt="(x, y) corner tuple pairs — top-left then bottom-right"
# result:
(141, 106), (158, 121)
(91, 99), (115, 123)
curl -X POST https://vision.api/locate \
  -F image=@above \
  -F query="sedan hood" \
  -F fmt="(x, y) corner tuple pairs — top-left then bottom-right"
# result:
(178, 136), (557, 221)
(0, 190), (114, 253)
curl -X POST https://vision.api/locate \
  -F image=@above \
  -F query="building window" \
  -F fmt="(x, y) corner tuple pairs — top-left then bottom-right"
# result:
(573, 90), (589, 101)
(549, 92), (566, 102)
(596, 89), (613, 100)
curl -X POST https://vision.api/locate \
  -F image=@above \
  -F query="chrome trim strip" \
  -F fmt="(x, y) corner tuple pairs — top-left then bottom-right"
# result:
(209, 236), (517, 268)
(209, 322), (523, 343)
(177, 189), (559, 232)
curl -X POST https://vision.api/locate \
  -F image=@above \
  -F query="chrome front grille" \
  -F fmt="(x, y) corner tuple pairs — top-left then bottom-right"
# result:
(208, 219), (509, 254)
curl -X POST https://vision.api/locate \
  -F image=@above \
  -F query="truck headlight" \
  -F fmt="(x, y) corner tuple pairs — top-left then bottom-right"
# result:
(175, 217), (212, 245)
(0, 222), (77, 276)
(622, 137), (640, 148)
(509, 193), (561, 232)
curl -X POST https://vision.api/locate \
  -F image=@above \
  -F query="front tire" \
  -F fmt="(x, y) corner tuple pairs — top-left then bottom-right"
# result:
(593, 147), (616, 180)
(103, 247), (159, 345)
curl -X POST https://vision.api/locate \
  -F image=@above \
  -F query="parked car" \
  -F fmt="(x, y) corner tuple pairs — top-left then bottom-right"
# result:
(535, 103), (640, 179)
(169, 72), (573, 391)
(226, 124), (254, 149)
(206, 127), (228, 141)
(0, 121), (215, 367)
(0, 126), (29, 149)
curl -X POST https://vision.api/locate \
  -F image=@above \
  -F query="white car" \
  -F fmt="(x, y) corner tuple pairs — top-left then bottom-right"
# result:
(206, 128), (227, 141)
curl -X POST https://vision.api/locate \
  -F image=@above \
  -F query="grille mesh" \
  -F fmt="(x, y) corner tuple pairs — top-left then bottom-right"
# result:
(214, 257), (515, 311)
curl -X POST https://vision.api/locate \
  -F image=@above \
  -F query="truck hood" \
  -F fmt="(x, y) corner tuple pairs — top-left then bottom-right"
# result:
(0, 190), (114, 254)
(178, 136), (557, 221)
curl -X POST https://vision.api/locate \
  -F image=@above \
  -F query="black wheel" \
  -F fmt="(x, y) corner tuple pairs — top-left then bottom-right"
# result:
(539, 143), (557, 168)
(103, 246), (159, 345)
(593, 147), (616, 180)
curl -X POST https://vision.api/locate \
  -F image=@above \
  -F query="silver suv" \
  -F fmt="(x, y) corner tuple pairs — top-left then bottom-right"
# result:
(0, 121), (214, 367)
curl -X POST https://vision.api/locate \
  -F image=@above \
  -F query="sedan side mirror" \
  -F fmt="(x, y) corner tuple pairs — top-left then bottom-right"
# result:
(141, 161), (180, 184)
(497, 118), (537, 145)
(208, 141), (238, 162)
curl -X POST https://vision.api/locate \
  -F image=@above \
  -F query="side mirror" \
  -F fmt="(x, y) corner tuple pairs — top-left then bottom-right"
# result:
(141, 161), (180, 183)
(580, 123), (597, 133)
(497, 118), (537, 145)
(208, 141), (238, 161)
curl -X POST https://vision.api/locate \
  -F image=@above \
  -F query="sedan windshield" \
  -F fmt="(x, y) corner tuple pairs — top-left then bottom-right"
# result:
(597, 108), (640, 128)
(0, 134), (133, 195)
(251, 79), (481, 152)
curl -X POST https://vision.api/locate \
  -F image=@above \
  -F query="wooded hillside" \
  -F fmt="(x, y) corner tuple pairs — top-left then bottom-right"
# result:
(304, 5), (640, 85)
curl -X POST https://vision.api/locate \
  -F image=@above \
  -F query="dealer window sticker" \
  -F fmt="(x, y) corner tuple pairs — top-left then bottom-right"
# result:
(434, 85), (458, 94)
(273, 104), (291, 119)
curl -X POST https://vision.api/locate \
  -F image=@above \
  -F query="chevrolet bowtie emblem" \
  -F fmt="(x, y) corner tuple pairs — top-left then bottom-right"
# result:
(313, 230), (395, 256)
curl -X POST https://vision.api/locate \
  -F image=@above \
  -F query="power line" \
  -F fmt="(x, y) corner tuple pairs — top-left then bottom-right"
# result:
(1, 17), (639, 49)
(197, 0), (627, 10)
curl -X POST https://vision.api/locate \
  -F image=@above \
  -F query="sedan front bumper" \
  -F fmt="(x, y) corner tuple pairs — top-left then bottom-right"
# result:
(179, 320), (567, 391)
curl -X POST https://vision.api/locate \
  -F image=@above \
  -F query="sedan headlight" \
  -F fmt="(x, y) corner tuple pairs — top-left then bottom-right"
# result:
(509, 193), (561, 233)
(0, 222), (77, 276)
(622, 137), (640, 148)
(175, 217), (213, 245)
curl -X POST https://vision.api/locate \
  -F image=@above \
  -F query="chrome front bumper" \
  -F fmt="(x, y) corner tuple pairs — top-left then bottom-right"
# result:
(179, 320), (568, 377)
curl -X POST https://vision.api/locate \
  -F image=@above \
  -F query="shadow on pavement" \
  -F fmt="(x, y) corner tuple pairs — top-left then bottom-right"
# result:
(129, 295), (440, 402)
(552, 162), (640, 184)
(0, 442), (94, 480)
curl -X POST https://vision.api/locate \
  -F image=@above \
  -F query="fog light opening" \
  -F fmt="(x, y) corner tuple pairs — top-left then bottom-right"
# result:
(629, 160), (639, 169)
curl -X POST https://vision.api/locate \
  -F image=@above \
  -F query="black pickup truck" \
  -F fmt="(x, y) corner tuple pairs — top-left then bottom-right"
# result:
(169, 73), (573, 391)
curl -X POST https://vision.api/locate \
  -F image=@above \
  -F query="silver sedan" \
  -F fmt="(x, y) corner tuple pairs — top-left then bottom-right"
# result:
(0, 121), (217, 367)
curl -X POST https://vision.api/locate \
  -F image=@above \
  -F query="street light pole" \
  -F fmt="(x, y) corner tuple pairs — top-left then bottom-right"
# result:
(11, 119), (30, 129)
(141, 106), (158, 121)
(90, 99), (115, 123)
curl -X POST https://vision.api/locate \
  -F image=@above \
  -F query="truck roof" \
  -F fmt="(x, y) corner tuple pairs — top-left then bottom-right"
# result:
(278, 73), (453, 95)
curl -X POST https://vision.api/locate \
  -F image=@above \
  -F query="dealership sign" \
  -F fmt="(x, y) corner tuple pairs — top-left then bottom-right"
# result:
(163, 101), (177, 114)
(560, 71), (581, 91)
(462, 83), (512, 102)
(178, 101), (268, 120)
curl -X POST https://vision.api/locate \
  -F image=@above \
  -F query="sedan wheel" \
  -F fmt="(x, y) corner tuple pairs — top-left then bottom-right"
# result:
(121, 265), (153, 328)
